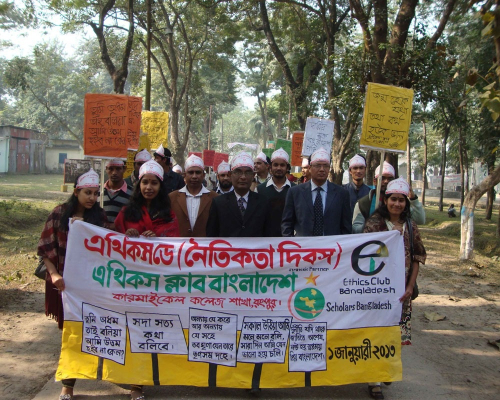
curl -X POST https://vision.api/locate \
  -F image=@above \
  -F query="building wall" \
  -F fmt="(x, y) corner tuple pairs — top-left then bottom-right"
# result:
(45, 147), (84, 173)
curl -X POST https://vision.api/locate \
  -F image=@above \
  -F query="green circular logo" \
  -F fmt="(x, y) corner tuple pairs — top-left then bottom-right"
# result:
(293, 288), (325, 319)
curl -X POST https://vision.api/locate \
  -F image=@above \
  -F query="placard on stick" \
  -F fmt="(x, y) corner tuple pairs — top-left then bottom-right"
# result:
(301, 117), (335, 157)
(360, 83), (414, 153)
(291, 132), (304, 167)
(84, 94), (138, 159)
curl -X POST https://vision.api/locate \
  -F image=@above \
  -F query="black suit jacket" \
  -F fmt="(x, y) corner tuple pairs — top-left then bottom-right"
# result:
(206, 191), (271, 237)
(281, 180), (352, 236)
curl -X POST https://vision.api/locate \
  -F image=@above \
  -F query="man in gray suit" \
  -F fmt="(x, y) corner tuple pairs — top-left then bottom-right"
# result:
(282, 147), (352, 236)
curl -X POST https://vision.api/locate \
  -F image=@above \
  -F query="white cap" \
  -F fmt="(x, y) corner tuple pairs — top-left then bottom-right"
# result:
(76, 169), (99, 188)
(348, 154), (366, 169)
(184, 154), (204, 171)
(217, 161), (231, 174)
(105, 159), (125, 167)
(254, 151), (268, 164)
(135, 149), (152, 162)
(385, 177), (410, 197)
(154, 144), (165, 157)
(301, 158), (309, 168)
(310, 147), (330, 163)
(231, 152), (254, 170)
(271, 148), (289, 163)
(375, 161), (396, 178)
(139, 160), (164, 181)
(172, 165), (183, 173)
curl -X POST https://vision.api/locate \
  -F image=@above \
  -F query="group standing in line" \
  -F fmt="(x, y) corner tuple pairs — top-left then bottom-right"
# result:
(38, 146), (425, 400)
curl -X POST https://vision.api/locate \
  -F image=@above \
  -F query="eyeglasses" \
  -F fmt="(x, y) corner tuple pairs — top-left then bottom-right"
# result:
(311, 164), (330, 170)
(232, 169), (255, 177)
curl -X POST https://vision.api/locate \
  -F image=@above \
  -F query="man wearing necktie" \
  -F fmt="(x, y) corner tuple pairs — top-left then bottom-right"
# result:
(207, 151), (271, 237)
(282, 147), (352, 237)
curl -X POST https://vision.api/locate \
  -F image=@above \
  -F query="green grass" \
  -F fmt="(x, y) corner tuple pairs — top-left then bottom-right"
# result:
(0, 173), (69, 200)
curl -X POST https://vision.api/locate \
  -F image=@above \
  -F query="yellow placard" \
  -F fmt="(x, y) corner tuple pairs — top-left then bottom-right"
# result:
(56, 322), (401, 387)
(124, 135), (151, 179)
(141, 111), (169, 150)
(360, 83), (414, 152)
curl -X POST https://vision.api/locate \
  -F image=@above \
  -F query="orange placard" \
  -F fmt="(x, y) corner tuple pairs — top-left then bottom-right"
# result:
(84, 94), (142, 159)
(291, 131), (304, 167)
(127, 96), (142, 150)
(203, 150), (216, 167)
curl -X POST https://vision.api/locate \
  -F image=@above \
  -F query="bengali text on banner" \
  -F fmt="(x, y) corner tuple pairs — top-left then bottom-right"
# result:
(57, 221), (405, 388)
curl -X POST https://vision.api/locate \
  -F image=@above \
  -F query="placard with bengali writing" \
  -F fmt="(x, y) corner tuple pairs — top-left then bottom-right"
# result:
(124, 135), (151, 179)
(81, 303), (126, 365)
(127, 96), (142, 150)
(301, 117), (335, 157)
(188, 308), (237, 367)
(58, 222), (406, 388)
(291, 132), (304, 167)
(275, 139), (292, 161)
(360, 83), (414, 153)
(84, 94), (131, 159)
(141, 111), (169, 150)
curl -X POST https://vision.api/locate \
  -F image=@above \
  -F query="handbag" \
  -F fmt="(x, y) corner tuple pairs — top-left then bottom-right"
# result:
(406, 218), (419, 300)
(34, 256), (47, 280)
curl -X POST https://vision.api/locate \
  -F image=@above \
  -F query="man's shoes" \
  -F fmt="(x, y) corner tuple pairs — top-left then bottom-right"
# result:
(368, 385), (384, 400)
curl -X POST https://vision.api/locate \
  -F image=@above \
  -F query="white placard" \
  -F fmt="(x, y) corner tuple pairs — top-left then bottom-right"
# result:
(288, 322), (327, 372)
(126, 312), (187, 354)
(301, 117), (335, 157)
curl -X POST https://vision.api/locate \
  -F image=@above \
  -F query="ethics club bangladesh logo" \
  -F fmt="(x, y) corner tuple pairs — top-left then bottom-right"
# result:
(290, 288), (325, 320)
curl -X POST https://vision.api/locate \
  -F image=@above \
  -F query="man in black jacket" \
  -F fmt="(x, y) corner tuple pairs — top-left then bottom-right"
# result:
(207, 151), (270, 237)
(153, 144), (185, 194)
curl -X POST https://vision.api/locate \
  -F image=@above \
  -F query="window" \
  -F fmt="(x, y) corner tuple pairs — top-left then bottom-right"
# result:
(59, 153), (67, 164)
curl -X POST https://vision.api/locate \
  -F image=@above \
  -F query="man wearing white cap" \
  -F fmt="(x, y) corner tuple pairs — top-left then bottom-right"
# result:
(282, 147), (352, 236)
(343, 154), (371, 213)
(169, 155), (218, 237)
(215, 161), (233, 194)
(352, 161), (425, 233)
(125, 149), (152, 187)
(172, 164), (183, 175)
(207, 152), (271, 237)
(103, 159), (133, 224)
(251, 151), (270, 191)
(153, 144), (185, 193)
(257, 148), (295, 236)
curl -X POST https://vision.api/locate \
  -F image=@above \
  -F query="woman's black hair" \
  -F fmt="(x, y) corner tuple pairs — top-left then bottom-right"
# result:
(375, 192), (411, 221)
(123, 175), (173, 223)
(60, 174), (105, 231)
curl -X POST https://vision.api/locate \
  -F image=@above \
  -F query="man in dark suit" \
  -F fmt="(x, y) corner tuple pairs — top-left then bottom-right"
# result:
(207, 152), (270, 237)
(169, 155), (218, 237)
(282, 147), (352, 236)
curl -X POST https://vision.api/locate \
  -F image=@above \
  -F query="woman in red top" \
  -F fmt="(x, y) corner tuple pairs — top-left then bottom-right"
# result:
(114, 160), (178, 400)
(115, 159), (179, 238)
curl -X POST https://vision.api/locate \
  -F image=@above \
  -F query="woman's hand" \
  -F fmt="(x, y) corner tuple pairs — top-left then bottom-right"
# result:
(125, 228), (140, 237)
(141, 230), (156, 237)
(51, 272), (65, 291)
(70, 217), (84, 224)
(399, 284), (413, 302)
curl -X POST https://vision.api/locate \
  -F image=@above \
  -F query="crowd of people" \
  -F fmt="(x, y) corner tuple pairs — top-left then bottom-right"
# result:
(38, 145), (426, 400)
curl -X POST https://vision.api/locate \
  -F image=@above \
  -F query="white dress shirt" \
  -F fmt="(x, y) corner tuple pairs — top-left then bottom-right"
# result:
(179, 186), (211, 229)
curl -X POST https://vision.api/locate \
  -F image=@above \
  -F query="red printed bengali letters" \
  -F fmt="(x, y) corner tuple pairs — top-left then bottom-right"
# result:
(84, 235), (341, 270)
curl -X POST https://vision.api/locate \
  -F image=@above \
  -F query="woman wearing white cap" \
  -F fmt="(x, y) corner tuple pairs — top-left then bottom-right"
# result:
(362, 178), (426, 400)
(115, 160), (180, 238)
(37, 169), (109, 400)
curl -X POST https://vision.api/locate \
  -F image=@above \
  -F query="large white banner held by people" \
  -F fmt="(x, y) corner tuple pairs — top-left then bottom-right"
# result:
(58, 221), (405, 388)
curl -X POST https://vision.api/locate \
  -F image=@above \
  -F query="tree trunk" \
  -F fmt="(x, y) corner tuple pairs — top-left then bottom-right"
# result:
(486, 186), (494, 220)
(439, 125), (450, 212)
(460, 163), (500, 259)
(422, 120), (428, 206)
(497, 205), (500, 237)
(458, 125), (465, 207)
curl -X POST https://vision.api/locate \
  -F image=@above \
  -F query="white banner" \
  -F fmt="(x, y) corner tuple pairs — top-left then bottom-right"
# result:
(59, 221), (405, 386)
